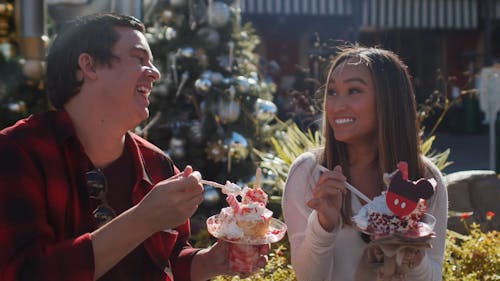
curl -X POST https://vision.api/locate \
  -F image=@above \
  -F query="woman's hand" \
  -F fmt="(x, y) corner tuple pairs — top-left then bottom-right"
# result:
(307, 165), (347, 232)
(364, 238), (429, 279)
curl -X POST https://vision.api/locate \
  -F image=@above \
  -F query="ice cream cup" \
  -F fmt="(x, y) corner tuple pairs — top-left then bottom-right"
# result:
(206, 215), (287, 276)
(228, 242), (264, 275)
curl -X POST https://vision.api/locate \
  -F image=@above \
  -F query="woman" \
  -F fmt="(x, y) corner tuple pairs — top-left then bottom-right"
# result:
(282, 46), (447, 281)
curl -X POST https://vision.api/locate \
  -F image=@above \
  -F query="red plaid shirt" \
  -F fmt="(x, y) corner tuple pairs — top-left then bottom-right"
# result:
(0, 110), (198, 281)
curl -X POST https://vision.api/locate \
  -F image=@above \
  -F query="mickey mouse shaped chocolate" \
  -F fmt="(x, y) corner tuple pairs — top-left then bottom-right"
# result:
(384, 162), (435, 217)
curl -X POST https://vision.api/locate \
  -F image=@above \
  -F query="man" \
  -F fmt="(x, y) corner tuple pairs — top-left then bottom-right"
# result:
(0, 13), (267, 281)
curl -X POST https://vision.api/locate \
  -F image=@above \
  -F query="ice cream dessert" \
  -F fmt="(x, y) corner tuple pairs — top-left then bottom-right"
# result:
(353, 162), (436, 236)
(217, 185), (273, 240)
(205, 169), (287, 275)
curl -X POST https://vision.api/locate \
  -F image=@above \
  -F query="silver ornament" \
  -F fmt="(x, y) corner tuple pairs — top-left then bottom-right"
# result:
(216, 99), (240, 124)
(235, 76), (250, 93)
(210, 72), (224, 85)
(7, 101), (27, 114)
(165, 27), (177, 40)
(177, 47), (195, 58)
(145, 32), (158, 44)
(222, 77), (233, 86)
(201, 70), (212, 79)
(168, 137), (185, 158)
(196, 27), (220, 49)
(194, 78), (212, 94)
(254, 98), (277, 123)
(0, 42), (15, 59)
(224, 132), (249, 161)
(207, 1), (231, 28)
(188, 120), (204, 143)
(217, 55), (230, 69)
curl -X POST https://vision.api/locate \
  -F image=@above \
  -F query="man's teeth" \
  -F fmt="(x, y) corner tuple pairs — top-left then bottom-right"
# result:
(335, 118), (354, 124)
(137, 86), (149, 93)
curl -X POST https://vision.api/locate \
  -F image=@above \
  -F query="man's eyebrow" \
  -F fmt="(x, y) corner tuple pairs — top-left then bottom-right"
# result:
(130, 46), (154, 60)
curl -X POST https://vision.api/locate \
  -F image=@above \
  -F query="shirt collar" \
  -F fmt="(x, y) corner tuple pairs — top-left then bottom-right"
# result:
(53, 109), (79, 145)
(124, 132), (154, 186)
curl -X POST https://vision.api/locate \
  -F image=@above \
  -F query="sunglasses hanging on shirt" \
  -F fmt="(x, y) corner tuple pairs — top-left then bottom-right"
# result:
(85, 169), (117, 228)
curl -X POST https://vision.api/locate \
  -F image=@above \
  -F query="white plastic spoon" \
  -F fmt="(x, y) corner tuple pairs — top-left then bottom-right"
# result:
(200, 179), (242, 195)
(317, 165), (372, 203)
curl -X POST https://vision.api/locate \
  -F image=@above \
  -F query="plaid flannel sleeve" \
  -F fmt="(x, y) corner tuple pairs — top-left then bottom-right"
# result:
(0, 134), (95, 281)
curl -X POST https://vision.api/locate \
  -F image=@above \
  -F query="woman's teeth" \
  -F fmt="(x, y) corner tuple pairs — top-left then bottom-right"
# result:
(335, 118), (354, 124)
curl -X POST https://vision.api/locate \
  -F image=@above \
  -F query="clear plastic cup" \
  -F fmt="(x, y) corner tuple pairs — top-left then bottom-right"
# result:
(228, 242), (263, 275)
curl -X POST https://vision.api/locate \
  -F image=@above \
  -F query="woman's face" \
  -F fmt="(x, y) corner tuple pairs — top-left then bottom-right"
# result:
(325, 58), (378, 145)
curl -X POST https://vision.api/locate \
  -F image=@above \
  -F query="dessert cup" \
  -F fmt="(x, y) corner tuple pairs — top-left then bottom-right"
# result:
(206, 215), (287, 276)
(228, 243), (267, 274)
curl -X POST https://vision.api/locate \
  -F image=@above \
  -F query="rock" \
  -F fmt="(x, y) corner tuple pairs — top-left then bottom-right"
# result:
(445, 170), (500, 233)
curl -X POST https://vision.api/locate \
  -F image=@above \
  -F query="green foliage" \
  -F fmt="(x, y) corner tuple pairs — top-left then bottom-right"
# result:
(421, 135), (452, 171)
(253, 120), (321, 205)
(443, 224), (500, 281)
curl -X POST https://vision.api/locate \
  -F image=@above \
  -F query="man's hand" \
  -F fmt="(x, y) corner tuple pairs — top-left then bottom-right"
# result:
(136, 165), (204, 233)
(191, 240), (270, 281)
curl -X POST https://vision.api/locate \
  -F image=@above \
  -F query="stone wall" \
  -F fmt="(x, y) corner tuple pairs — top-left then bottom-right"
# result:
(445, 170), (500, 233)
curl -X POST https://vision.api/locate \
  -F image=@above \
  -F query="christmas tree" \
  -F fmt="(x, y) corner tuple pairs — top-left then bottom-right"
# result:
(142, 0), (278, 186)
(0, 0), (48, 129)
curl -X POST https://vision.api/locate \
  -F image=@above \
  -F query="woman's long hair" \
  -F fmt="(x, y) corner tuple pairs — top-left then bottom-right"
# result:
(320, 46), (425, 224)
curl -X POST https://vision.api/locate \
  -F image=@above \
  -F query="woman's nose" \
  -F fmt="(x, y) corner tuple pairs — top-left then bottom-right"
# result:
(333, 96), (349, 111)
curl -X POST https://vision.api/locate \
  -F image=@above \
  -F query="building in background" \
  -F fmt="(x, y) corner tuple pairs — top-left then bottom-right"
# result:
(241, 0), (500, 133)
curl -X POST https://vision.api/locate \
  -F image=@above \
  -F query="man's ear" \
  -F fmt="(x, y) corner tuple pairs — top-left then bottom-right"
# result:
(77, 53), (98, 80)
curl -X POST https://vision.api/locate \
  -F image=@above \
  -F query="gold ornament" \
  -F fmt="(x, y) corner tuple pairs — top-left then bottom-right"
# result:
(22, 59), (45, 80)
(160, 9), (174, 23)
(224, 132), (249, 161)
(0, 3), (13, 41)
(0, 3), (13, 17)
(206, 140), (227, 162)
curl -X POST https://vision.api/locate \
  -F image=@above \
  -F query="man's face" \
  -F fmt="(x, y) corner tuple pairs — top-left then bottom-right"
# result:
(96, 27), (160, 129)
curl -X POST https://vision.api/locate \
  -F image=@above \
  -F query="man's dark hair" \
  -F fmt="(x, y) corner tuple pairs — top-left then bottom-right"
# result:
(45, 13), (145, 109)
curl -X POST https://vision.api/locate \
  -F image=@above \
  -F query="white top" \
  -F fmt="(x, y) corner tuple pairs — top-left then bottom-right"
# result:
(282, 152), (448, 281)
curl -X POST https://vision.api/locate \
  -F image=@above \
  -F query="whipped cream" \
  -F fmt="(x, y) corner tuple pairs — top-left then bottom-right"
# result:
(218, 207), (244, 239)
(353, 193), (391, 230)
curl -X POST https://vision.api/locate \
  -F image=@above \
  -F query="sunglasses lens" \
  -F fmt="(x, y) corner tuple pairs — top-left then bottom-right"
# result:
(86, 169), (117, 228)
(86, 170), (106, 198)
(93, 204), (117, 226)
